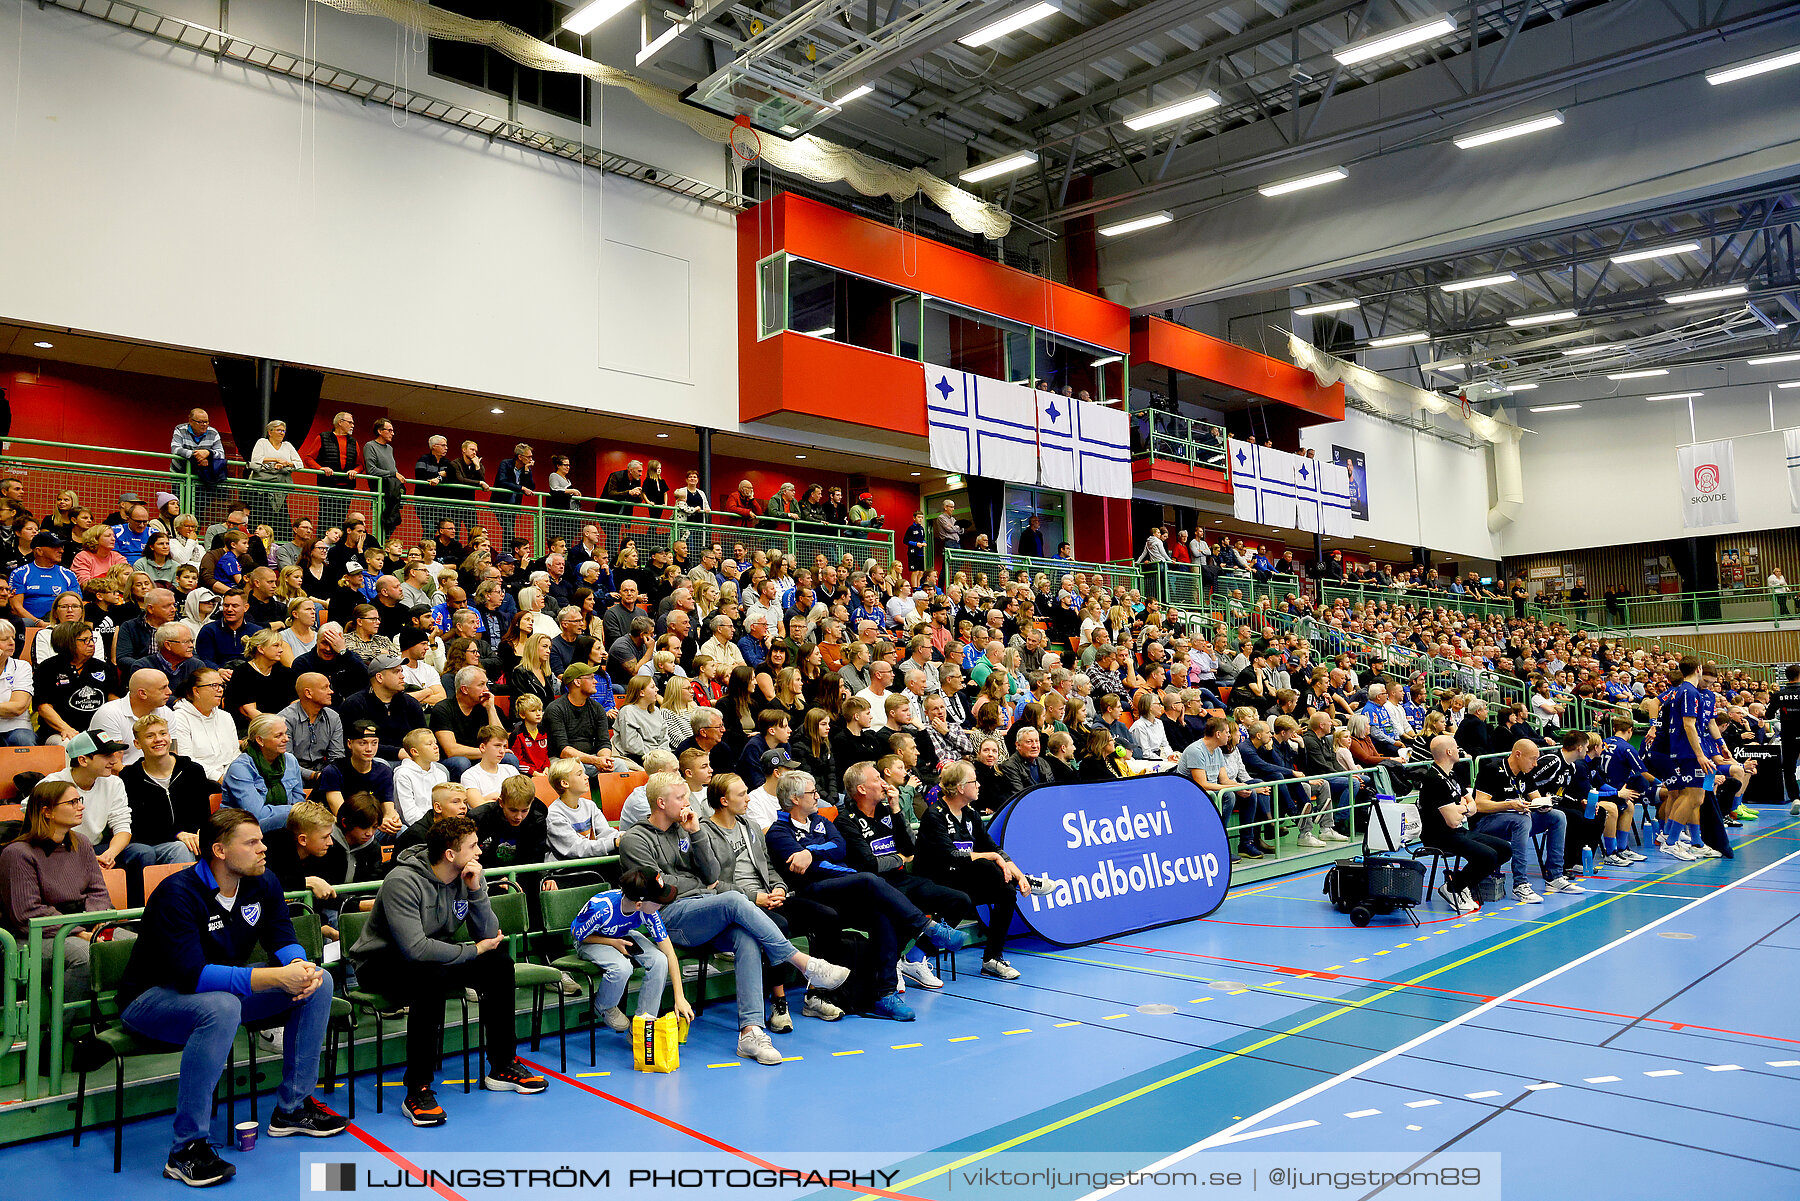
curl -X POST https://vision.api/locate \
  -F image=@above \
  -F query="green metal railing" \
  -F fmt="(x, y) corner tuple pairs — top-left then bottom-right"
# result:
(1534, 587), (1793, 633)
(1320, 581), (1514, 622)
(1129, 409), (1228, 473)
(944, 548), (1144, 597)
(1209, 764), (1391, 863)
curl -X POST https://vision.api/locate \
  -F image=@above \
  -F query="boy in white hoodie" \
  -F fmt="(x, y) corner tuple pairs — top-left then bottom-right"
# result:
(546, 757), (619, 861)
(394, 728), (449, 826)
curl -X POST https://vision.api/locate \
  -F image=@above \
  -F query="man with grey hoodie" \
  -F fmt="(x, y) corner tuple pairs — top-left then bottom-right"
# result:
(351, 814), (546, 1127)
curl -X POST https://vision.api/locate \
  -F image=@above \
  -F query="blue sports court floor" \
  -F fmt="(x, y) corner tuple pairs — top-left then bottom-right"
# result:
(7, 808), (1800, 1199)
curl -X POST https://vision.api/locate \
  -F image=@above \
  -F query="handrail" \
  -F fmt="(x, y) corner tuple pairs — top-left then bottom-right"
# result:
(1534, 586), (1791, 634)
(945, 547), (1144, 594)
(1128, 409), (1228, 472)
(1205, 764), (1390, 858)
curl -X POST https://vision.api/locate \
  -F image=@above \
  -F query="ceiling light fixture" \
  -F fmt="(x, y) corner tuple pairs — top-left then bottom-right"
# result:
(1333, 14), (1458, 65)
(1098, 211), (1174, 237)
(1664, 284), (1748, 305)
(1503, 382), (1539, 391)
(1610, 241), (1701, 265)
(1608, 369), (1670, 380)
(1505, 310), (1579, 327)
(1646, 392), (1703, 401)
(959, 151), (1038, 183)
(804, 326), (836, 338)
(958, 1), (1059, 48)
(1562, 345), (1609, 357)
(1091, 355), (1123, 367)
(911, 471), (921, 476)
(1747, 351), (1800, 366)
(490, 407), (504, 414)
(1294, 298), (1359, 315)
(1705, 46), (1800, 86)
(795, 454), (807, 460)
(836, 84), (874, 103)
(32, 341), (52, 349)
(1123, 90), (1222, 131)
(1779, 381), (1800, 389)
(656, 432), (669, 438)
(1529, 403), (1582, 413)
(562, 0), (634, 35)
(1440, 272), (1517, 292)
(1453, 111), (1565, 149)
(1369, 331), (1429, 348)
(1258, 166), (1348, 196)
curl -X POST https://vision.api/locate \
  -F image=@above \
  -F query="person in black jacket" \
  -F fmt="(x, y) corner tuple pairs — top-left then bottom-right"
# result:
(914, 760), (1033, 980)
(116, 809), (346, 1186)
(118, 713), (213, 875)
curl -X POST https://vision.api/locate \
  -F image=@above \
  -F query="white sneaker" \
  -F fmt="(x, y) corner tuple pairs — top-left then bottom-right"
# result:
(557, 972), (585, 996)
(1457, 889), (1480, 913)
(1602, 853), (1632, 868)
(1690, 843), (1723, 859)
(736, 1027), (783, 1065)
(1790, 799), (1800, 816)
(1622, 848), (1647, 862)
(1661, 841), (1698, 860)
(257, 1028), (284, 1056)
(899, 957), (944, 989)
(801, 957), (850, 991)
(802, 994), (844, 1021)
(464, 987), (480, 1003)
(1321, 828), (1351, 842)
(1543, 875), (1586, 894)
(1297, 833), (1326, 848)
(1438, 884), (1477, 914)
(1513, 883), (1544, 904)
(980, 959), (1021, 980)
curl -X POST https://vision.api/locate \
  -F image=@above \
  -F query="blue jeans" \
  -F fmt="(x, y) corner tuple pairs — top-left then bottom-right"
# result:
(116, 841), (197, 869)
(575, 931), (666, 1017)
(0, 727), (34, 747)
(1475, 808), (1566, 883)
(659, 891), (797, 1031)
(122, 975), (335, 1152)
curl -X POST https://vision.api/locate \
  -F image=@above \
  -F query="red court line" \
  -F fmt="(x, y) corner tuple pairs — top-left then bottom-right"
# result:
(316, 1102), (469, 1201)
(521, 1058), (934, 1201)
(1099, 943), (1800, 1046)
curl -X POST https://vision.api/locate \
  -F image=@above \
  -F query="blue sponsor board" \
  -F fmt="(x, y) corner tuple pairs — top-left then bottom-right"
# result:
(989, 773), (1231, 946)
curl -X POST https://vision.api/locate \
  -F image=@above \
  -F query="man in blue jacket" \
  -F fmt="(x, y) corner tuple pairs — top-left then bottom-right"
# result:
(118, 808), (346, 1186)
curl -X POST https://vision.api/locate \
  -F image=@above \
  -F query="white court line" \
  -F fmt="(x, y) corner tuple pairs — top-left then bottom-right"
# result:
(1075, 846), (1800, 1201)
(1206, 1119), (1320, 1145)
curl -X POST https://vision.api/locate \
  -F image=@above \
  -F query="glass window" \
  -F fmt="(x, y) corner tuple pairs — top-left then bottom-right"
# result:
(788, 258), (837, 339)
(429, 0), (586, 122)
(894, 296), (922, 360)
(757, 254), (786, 340)
(1033, 333), (1125, 402)
(922, 299), (1033, 382)
(777, 258), (921, 354)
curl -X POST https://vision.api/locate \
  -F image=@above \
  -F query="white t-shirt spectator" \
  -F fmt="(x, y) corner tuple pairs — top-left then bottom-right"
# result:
(854, 688), (892, 730)
(46, 767), (130, 849)
(459, 760), (520, 803)
(402, 662), (439, 694)
(546, 797), (618, 860)
(0, 657), (33, 740)
(745, 785), (779, 834)
(394, 760), (449, 826)
(168, 698), (239, 782)
(89, 698), (171, 766)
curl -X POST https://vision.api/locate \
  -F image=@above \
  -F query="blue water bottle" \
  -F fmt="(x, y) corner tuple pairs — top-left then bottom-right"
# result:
(1583, 789), (1598, 874)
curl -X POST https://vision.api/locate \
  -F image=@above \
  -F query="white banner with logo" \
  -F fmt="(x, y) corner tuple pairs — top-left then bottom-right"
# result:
(1786, 427), (1800, 514)
(1676, 438), (1738, 528)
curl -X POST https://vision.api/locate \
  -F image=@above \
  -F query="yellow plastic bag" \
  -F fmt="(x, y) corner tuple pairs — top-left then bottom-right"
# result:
(631, 1013), (689, 1073)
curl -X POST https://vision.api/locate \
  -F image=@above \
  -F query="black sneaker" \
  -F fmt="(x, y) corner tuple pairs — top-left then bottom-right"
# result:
(268, 1096), (349, 1138)
(163, 1138), (235, 1187)
(403, 1088), (447, 1127)
(483, 1059), (547, 1094)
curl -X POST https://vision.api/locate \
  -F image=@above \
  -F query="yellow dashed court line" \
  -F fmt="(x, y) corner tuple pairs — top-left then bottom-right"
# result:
(575, 1071), (611, 1077)
(832, 1050), (864, 1057)
(1003, 1029), (1032, 1035)
(1190, 998), (1211, 1004)
(1054, 1021), (1082, 1028)
(1351, 957), (1369, 963)
(779, 1056), (804, 1062)
(1326, 964), (1344, 971)
(893, 1043), (923, 1050)
(707, 1062), (740, 1069)
(1102, 1013), (1128, 1020)
(949, 1035), (980, 1042)
(1374, 950), (1390, 956)
(1227, 989), (1249, 994)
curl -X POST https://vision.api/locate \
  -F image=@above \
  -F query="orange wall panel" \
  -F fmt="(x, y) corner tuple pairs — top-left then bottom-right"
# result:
(740, 332), (927, 436)
(1132, 316), (1344, 420)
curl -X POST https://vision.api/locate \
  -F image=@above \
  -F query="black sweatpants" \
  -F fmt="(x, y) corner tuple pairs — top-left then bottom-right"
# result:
(1430, 829), (1512, 893)
(763, 894), (842, 987)
(923, 860), (1019, 962)
(801, 873), (930, 995)
(359, 948), (518, 1091)
(887, 872), (972, 928)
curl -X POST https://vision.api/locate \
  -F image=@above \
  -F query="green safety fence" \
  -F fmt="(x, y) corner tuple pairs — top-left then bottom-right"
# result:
(1, 928), (17, 1090)
(944, 547), (1144, 596)
(1129, 409), (1228, 472)
(1208, 764), (1393, 865)
(1320, 581), (1515, 622)
(1536, 587), (1794, 633)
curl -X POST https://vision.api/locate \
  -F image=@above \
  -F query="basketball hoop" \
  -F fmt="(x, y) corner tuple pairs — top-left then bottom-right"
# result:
(729, 114), (763, 164)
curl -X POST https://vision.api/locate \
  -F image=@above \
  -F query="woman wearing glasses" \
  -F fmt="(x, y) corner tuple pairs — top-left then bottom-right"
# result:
(0, 779), (111, 996)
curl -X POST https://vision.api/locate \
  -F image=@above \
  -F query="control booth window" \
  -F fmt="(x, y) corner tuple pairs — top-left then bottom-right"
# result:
(923, 298), (1033, 383)
(782, 258), (919, 355)
(430, 0), (585, 122)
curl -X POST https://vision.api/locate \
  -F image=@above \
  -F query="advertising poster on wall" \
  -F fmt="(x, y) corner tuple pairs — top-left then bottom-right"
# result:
(1330, 445), (1369, 520)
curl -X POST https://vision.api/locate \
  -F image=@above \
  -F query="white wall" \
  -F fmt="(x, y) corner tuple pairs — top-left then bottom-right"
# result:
(1298, 408), (1499, 561)
(1497, 368), (1800, 556)
(0, 0), (739, 427)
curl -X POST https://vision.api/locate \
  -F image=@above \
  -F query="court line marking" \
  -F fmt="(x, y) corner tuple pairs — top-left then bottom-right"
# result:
(1088, 845), (1800, 1194)
(1210, 1119), (1320, 1144)
(1346, 1109), (1381, 1118)
(317, 1102), (468, 1201)
(858, 825), (1800, 1201)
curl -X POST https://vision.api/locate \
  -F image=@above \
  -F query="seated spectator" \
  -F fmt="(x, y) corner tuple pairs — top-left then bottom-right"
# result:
(350, 814), (547, 1128)
(281, 672), (344, 789)
(998, 725), (1051, 800)
(45, 729), (132, 869)
(1472, 739), (1579, 905)
(34, 619), (119, 745)
(738, 708), (793, 791)
(118, 807), (345, 1185)
(459, 724), (520, 806)
(614, 674), (672, 763)
(221, 714), (306, 832)
(1129, 691), (1176, 763)
(196, 589), (263, 667)
(393, 782), (468, 859)
(394, 728), (450, 827)
(619, 771), (849, 1064)
(0, 778), (112, 998)
(569, 868), (694, 1038)
(164, 667), (236, 781)
(72, 524), (130, 587)
(1415, 734), (1508, 913)
(914, 760), (1033, 980)
(338, 652), (425, 762)
(11, 532), (80, 630)
(545, 757), (619, 861)
(223, 628), (296, 734)
(119, 712), (212, 867)
(544, 663), (622, 780)
(617, 749), (679, 831)
(264, 801), (351, 918)
(320, 720), (401, 832)
(0, 619), (31, 748)
(473, 774), (551, 871)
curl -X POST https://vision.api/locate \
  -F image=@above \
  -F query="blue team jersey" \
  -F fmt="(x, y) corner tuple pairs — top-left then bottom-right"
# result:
(1601, 736), (1648, 788)
(1660, 682), (1705, 761)
(10, 563), (80, 617)
(571, 890), (667, 945)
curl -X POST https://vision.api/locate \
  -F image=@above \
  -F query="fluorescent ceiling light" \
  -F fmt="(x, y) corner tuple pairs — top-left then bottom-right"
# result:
(1433, 362), (1465, 372)
(562, 0), (633, 35)
(1529, 403), (1582, 413)
(32, 340), (52, 348)
(1123, 90), (1222, 131)
(656, 432), (669, 438)
(836, 85), (874, 103)
(1440, 272), (1517, 292)
(1506, 310), (1578, 327)
(490, 407), (505, 414)
(1090, 355), (1123, 367)
(804, 326), (835, 337)
(1664, 285), (1748, 305)
(1453, 111), (1564, 150)
(1098, 211), (1174, 237)
(1562, 345), (1609, 357)
(958, 2), (1058, 48)
(1747, 351), (1800, 366)
(1646, 392), (1703, 401)
(1705, 46), (1800, 86)
(635, 20), (684, 66)
(1608, 369), (1669, 380)
(1504, 382), (1539, 391)
(1294, 298), (1359, 316)
(1258, 166), (1348, 196)
(1369, 331), (1429, 348)
(959, 151), (1038, 183)
(1333, 14), (1458, 66)
(1779, 381), (1800, 389)
(1611, 241), (1700, 265)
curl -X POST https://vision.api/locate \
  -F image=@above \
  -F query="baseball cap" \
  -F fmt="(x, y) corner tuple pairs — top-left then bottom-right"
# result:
(497, 553), (518, 566)
(561, 663), (597, 682)
(761, 749), (798, 771)
(344, 561), (365, 575)
(398, 628), (430, 652)
(119, 492), (141, 503)
(67, 731), (127, 759)
(31, 530), (62, 549)
(368, 652), (404, 673)
(347, 719), (380, 740)
(406, 604), (434, 620)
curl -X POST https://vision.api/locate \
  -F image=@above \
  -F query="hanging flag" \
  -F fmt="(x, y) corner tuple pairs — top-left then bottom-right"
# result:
(1229, 438), (1262, 521)
(1294, 456), (1322, 533)
(925, 367), (1040, 485)
(1073, 398), (1132, 499)
(1676, 439), (1738, 528)
(1787, 428), (1800, 513)
(1321, 461), (1353, 537)
(1261, 449), (1297, 529)
(1037, 389), (1076, 491)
